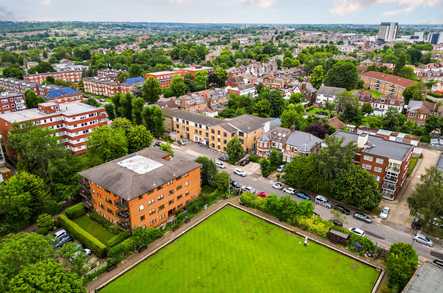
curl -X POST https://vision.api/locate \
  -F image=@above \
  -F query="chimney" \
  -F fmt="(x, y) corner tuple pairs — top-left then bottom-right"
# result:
(357, 133), (369, 149)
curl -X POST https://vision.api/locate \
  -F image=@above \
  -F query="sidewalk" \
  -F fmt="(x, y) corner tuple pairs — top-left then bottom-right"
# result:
(87, 198), (233, 292)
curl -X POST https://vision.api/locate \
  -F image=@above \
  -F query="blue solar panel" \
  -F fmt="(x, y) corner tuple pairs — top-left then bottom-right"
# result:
(45, 87), (79, 99)
(123, 76), (144, 85)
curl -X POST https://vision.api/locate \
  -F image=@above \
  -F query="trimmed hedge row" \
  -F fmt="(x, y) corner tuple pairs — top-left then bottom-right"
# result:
(106, 231), (130, 247)
(65, 203), (86, 219)
(58, 213), (107, 257)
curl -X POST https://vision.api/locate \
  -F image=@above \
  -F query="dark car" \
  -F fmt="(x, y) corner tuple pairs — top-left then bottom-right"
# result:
(295, 192), (311, 201)
(334, 204), (351, 215)
(54, 234), (73, 248)
(411, 217), (422, 230)
(433, 259), (443, 268)
(218, 154), (229, 162)
(353, 212), (373, 224)
(231, 180), (241, 189)
(331, 219), (343, 227)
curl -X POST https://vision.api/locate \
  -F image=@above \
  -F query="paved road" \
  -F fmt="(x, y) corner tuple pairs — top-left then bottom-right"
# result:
(171, 143), (443, 260)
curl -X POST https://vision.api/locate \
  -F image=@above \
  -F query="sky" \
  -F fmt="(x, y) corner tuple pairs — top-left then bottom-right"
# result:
(0, 0), (442, 24)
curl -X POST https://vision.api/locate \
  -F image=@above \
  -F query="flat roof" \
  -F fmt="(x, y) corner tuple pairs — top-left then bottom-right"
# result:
(403, 263), (443, 293)
(80, 148), (200, 201)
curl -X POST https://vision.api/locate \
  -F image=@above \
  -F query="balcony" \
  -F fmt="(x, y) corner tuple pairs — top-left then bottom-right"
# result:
(116, 200), (129, 212)
(384, 175), (398, 183)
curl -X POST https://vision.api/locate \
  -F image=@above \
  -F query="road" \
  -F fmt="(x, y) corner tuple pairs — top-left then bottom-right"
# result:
(171, 142), (443, 260)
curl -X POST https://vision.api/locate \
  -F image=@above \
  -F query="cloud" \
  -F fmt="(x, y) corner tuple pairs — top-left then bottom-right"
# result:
(330, 0), (441, 16)
(0, 5), (14, 20)
(41, 0), (52, 5)
(241, 0), (275, 8)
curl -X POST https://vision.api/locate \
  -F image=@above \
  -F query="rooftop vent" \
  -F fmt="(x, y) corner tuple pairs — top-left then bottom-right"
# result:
(117, 155), (163, 175)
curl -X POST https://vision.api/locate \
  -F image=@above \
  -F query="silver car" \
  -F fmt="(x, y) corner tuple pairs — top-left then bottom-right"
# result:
(414, 233), (433, 247)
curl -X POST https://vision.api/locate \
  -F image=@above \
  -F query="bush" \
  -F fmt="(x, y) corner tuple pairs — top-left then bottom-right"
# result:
(65, 203), (86, 219)
(36, 213), (54, 234)
(240, 192), (266, 210)
(106, 231), (130, 247)
(107, 237), (135, 258)
(347, 234), (376, 255)
(386, 243), (418, 292)
(249, 154), (260, 163)
(294, 215), (332, 238)
(58, 214), (107, 257)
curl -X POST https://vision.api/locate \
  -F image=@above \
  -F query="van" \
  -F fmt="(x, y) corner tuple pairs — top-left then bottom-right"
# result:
(54, 229), (67, 240)
(315, 195), (332, 209)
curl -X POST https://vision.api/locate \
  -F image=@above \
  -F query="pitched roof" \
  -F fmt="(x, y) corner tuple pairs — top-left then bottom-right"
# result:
(80, 148), (200, 201)
(407, 100), (435, 114)
(403, 263), (443, 293)
(223, 114), (271, 133)
(362, 71), (415, 88)
(333, 131), (413, 161)
(328, 116), (346, 129)
(45, 87), (79, 100)
(286, 131), (323, 153)
(163, 108), (221, 126)
(317, 85), (346, 97)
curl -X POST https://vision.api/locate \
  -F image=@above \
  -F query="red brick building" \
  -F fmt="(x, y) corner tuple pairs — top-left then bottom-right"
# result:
(144, 66), (212, 88)
(0, 78), (40, 95)
(24, 70), (83, 84)
(0, 92), (27, 113)
(361, 71), (415, 100)
(80, 148), (201, 230)
(0, 101), (108, 154)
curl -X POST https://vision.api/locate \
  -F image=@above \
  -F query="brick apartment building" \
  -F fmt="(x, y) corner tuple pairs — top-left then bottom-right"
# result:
(334, 131), (413, 199)
(0, 101), (108, 154)
(24, 70), (83, 84)
(361, 71), (415, 100)
(83, 76), (143, 97)
(145, 66), (211, 88)
(0, 92), (27, 113)
(0, 78), (40, 95)
(164, 109), (272, 153)
(80, 148), (201, 229)
(42, 86), (83, 104)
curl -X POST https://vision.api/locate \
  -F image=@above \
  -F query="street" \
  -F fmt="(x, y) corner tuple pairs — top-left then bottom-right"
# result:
(171, 142), (443, 261)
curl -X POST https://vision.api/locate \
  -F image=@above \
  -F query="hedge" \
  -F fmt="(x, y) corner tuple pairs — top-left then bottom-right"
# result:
(58, 213), (107, 257)
(108, 237), (135, 258)
(106, 231), (130, 247)
(65, 203), (86, 219)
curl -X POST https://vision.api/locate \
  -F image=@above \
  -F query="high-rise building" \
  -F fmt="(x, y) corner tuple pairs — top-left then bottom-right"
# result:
(427, 32), (443, 45)
(377, 22), (399, 42)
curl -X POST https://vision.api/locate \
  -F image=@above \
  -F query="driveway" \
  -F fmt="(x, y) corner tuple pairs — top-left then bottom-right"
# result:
(383, 148), (440, 231)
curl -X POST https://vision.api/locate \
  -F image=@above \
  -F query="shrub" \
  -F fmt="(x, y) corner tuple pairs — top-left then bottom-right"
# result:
(386, 243), (418, 292)
(106, 231), (130, 247)
(240, 192), (266, 210)
(132, 228), (164, 251)
(36, 213), (54, 234)
(294, 215), (332, 238)
(347, 234), (376, 255)
(58, 214), (107, 257)
(65, 203), (86, 219)
(107, 237), (135, 258)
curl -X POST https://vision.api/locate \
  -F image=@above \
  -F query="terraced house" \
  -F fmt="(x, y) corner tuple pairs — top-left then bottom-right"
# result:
(164, 109), (272, 153)
(80, 148), (201, 230)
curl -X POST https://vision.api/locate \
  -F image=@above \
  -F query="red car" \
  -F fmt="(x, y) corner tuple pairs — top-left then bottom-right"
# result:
(257, 191), (268, 198)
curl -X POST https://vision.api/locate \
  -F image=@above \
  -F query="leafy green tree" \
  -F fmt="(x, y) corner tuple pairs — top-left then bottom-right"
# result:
(113, 93), (134, 121)
(195, 156), (217, 186)
(8, 260), (84, 293)
(280, 103), (305, 129)
(260, 158), (273, 177)
(87, 126), (128, 163)
(310, 65), (325, 89)
(142, 105), (164, 138)
(170, 75), (188, 97)
(111, 117), (133, 133)
(259, 88), (286, 118)
(126, 125), (153, 153)
(128, 64), (143, 77)
(85, 97), (100, 107)
(142, 77), (161, 104)
(132, 97), (145, 125)
(226, 137), (244, 164)
(59, 242), (88, 276)
(3, 66), (24, 79)
(386, 243), (418, 292)
(403, 83), (424, 104)
(408, 167), (443, 231)
(160, 142), (174, 157)
(336, 92), (362, 124)
(24, 89), (45, 108)
(289, 92), (305, 104)
(214, 171), (231, 195)
(425, 115), (443, 134)
(36, 213), (54, 235)
(194, 70), (208, 91)
(104, 103), (116, 120)
(269, 149), (283, 168)
(208, 66), (228, 87)
(131, 228), (163, 251)
(325, 61), (360, 90)
(283, 155), (318, 192)
(361, 103), (373, 115)
(28, 62), (54, 74)
(383, 108), (406, 131)
(47, 155), (83, 201)
(253, 98), (272, 117)
(0, 232), (54, 291)
(397, 65), (417, 80)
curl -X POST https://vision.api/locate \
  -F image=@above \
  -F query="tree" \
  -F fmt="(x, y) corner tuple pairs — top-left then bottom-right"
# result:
(386, 243), (418, 292)
(36, 213), (54, 234)
(0, 232), (54, 291)
(259, 88), (286, 118)
(128, 64), (143, 77)
(208, 66), (227, 87)
(305, 123), (328, 139)
(142, 77), (161, 104)
(280, 103), (305, 129)
(3, 66), (24, 79)
(194, 70), (208, 91)
(126, 125), (153, 153)
(214, 171), (230, 195)
(24, 89), (45, 108)
(336, 92), (362, 124)
(160, 142), (174, 157)
(8, 260), (83, 293)
(325, 61), (360, 90)
(269, 149), (283, 168)
(131, 228), (163, 251)
(397, 66), (417, 80)
(383, 108), (406, 131)
(142, 105), (164, 137)
(408, 167), (443, 231)
(28, 62), (54, 74)
(361, 103), (373, 115)
(47, 155), (83, 201)
(226, 137), (244, 164)
(425, 115), (443, 134)
(253, 98), (272, 117)
(195, 156), (217, 186)
(403, 83), (424, 105)
(111, 117), (133, 133)
(87, 126), (128, 163)
(170, 75), (188, 97)
(58, 242), (88, 276)
(104, 103), (116, 120)
(310, 65), (325, 89)
(260, 158), (273, 177)
(289, 92), (305, 104)
(132, 97), (145, 125)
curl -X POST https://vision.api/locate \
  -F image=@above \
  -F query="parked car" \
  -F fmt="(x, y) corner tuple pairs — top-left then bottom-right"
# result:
(215, 160), (225, 169)
(241, 186), (256, 193)
(433, 259), (443, 268)
(333, 204), (351, 215)
(276, 165), (285, 172)
(379, 207), (390, 219)
(283, 187), (295, 195)
(332, 219), (343, 227)
(231, 180), (242, 189)
(414, 233), (433, 247)
(238, 155), (250, 166)
(218, 154), (229, 162)
(315, 195), (332, 209)
(54, 229), (68, 241)
(257, 191), (268, 198)
(234, 169), (246, 177)
(295, 192), (311, 200)
(349, 227), (366, 237)
(411, 217), (422, 230)
(272, 182), (283, 190)
(54, 234), (73, 248)
(178, 139), (189, 145)
(353, 212), (373, 224)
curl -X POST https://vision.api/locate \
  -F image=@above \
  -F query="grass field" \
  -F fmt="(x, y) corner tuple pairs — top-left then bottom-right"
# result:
(101, 206), (379, 293)
(74, 215), (116, 244)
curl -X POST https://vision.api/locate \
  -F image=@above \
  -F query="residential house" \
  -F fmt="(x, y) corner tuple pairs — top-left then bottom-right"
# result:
(406, 100), (442, 125)
(80, 148), (201, 230)
(358, 91), (404, 116)
(315, 85), (346, 106)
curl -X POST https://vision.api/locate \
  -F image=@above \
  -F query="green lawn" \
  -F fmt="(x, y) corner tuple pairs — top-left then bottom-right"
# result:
(74, 215), (116, 244)
(101, 206), (379, 293)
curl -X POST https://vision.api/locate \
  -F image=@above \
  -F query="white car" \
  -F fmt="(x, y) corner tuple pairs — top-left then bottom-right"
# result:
(315, 195), (332, 209)
(276, 165), (285, 172)
(414, 233), (433, 247)
(245, 186), (256, 194)
(349, 227), (366, 237)
(272, 182), (283, 190)
(283, 187), (295, 195)
(233, 169), (246, 177)
(379, 207), (390, 219)
(215, 161), (225, 169)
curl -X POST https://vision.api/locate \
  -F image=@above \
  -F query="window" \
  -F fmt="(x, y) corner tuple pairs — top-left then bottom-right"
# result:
(169, 200), (174, 205)
(376, 158), (384, 164)
(169, 189), (175, 195)
(158, 205), (165, 211)
(363, 155), (373, 162)
(177, 195), (183, 200)
(158, 194), (164, 200)
(149, 209), (156, 215)
(362, 164), (372, 170)
(139, 204), (144, 211)
(176, 185), (183, 191)
(374, 167), (383, 173)
(140, 215), (145, 221)
(147, 199), (154, 206)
